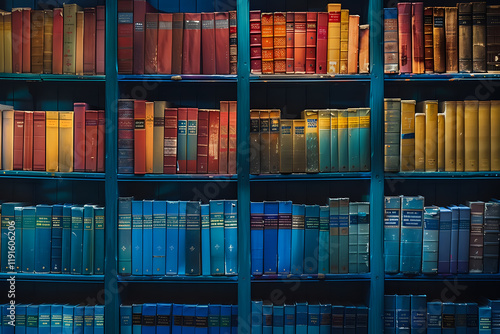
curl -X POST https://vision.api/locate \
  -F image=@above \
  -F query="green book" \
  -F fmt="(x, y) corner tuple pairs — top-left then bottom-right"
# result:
(279, 119), (293, 173)
(63, 4), (82, 74)
(82, 205), (95, 275)
(338, 109), (349, 172)
(260, 110), (270, 174)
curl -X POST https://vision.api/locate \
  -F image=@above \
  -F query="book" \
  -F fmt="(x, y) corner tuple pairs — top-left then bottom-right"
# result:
(359, 108), (371, 171)
(357, 202), (370, 273)
(327, 4), (341, 74)
(338, 109), (348, 172)
(118, 100), (134, 174)
(445, 7), (458, 73)
(153, 101), (166, 174)
(478, 100), (491, 171)
(347, 108), (360, 172)
(131, 200), (143, 275)
(132, 0), (146, 74)
(456, 101), (465, 172)
(384, 8), (399, 73)
(330, 109), (339, 172)
(473, 2), (487, 72)
(492, 101), (500, 171)
(83, 7), (96, 75)
(74, 102), (87, 172)
(442, 303), (456, 333)
(31, 10), (44, 74)
(269, 109), (280, 174)
(176, 108), (188, 173)
(277, 201), (292, 274)
(117, 0), (133, 74)
(468, 201), (485, 273)
(145, 13), (158, 74)
(348, 15), (360, 74)
(303, 110), (319, 173)
(440, 101), (457, 171)
(384, 295), (396, 334)
(251, 202), (264, 275)
(187, 107), (198, 174)
(437, 207), (452, 274)
(85, 109), (99, 172)
(339, 9), (349, 74)
(3, 13), (12, 73)
(316, 12), (328, 74)
(152, 200), (167, 275)
(250, 110), (261, 174)
(142, 200), (153, 275)
(182, 13), (201, 74)
(484, 202), (500, 273)
(449, 206), (459, 274)
(412, 3), (424, 74)
(201, 204), (210, 276)
(338, 198), (349, 274)
(70, 206), (84, 274)
(178, 201), (187, 275)
(158, 13), (173, 74)
(414, 112), (425, 171)
(398, 3), (412, 73)
(306, 12), (317, 74)
(359, 25), (370, 73)
(396, 295), (411, 333)
(285, 12), (294, 74)
(464, 100), (479, 171)
(400, 196), (424, 274)
(208, 109), (220, 174)
(59, 111), (74, 172)
(487, 5), (500, 72)
(458, 205), (471, 274)
(215, 12), (230, 74)
(96, 6), (105, 75)
(22, 8), (31, 73)
(63, 4), (82, 74)
(134, 100), (146, 174)
(274, 12), (286, 73)
(172, 13), (184, 74)
(118, 197), (133, 275)
(82, 205), (95, 274)
(259, 110), (270, 174)
(210, 200), (225, 275)
(433, 7), (445, 73)
(329, 198), (340, 274)
(420, 100), (438, 171)
(458, 3), (473, 73)
(197, 109), (209, 173)
(291, 204), (305, 274)
(11, 8), (22, 73)
(479, 306), (491, 333)
(219, 103), (229, 174)
(2, 110), (14, 170)
(250, 10), (262, 74)
(348, 202), (358, 273)
(294, 12), (306, 73)
(94, 206), (105, 274)
(224, 200), (238, 275)
(164, 108), (177, 174)
(166, 201), (178, 275)
(384, 196), (401, 274)
(318, 206), (330, 274)
(45, 111), (59, 172)
(264, 201), (278, 274)
(292, 119), (306, 173)
(201, 12), (215, 75)
(410, 296), (426, 334)
(318, 110), (331, 172)
(304, 205), (320, 274)
(34, 205), (52, 273)
(0, 14), (4, 73)
(13, 111), (24, 170)
(422, 206), (439, 274)
(424, 7), (433, 73)
(186, 202), (201, 275)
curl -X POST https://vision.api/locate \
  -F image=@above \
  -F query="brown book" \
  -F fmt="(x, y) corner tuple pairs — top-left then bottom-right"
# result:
(43, 10), (53, 74)
(172, 13), (184, 74)
(424, 7), (434, 73)
(487, 5), (500, 72)
(22, 8), (31, 73)
(472, 2), (487, 72)
(445, 7), (458, 73)
(458, 3), (472, 72)
(412, 2), (424, 74)
(358, 24), (369, 74)
(31, 10), (44, 74)
(76, 11), (84, 75)
(229, 10), (237, 74)
(433, 7), (445, 73)
(262, 12), (274, 74)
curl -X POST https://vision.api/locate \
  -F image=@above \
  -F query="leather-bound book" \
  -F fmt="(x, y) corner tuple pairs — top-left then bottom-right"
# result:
(423, 7), (433, 73)
(197, 109), (209, 173)
(219, 102), (228, 174)
(327, 3), (341, 74)
(412, 2), (424, 74)
(472, 2), (486, 72)
(13, 111), (24, 170)
(163, 108), (178, 174)
(274, 12), (286, 74)
(316, 12), (328, 74)
(43, 10), (53, 74)
(31, 10), (45, 74)
(33, 111), (46, 171)
(445, 7), (458, 73)
(12, 8), (22, 73)
(134, 100), (146, 174)
(229, 10), (237, 74)
(228, 101), (237, 175)
(85, 110), (98, 172)
(96, 6), (105, 74)
(201, 12), (215, 75)
(83, 8), (96, 75)
(23, 111), (33, 171)
(347, 15), (360, 74)
(215, 12), (230, 74)
(133, 0), (146, 74)
(294, 12), (306, 74)
(158, 13), (173, 74)
(145, 12), (158, 74)
(75, 10), (84, 75)
(208, 110), (220, 174)
(384, 8), (398, 73)
(398, 3), (412, 73)
(97, 110), (105, 172)
(63, 4), (82, 74)
(487, 5), (500, 72)
(261, 12), (273, 74)
(286, 12), (294, 73)
(305, 12), (317, 74)
(458, 3), (472, 72)
(433, 7), (445, 73)
(117, 0), (133, 74)
(182, 13), (201, 74)
(339, 9), (348, 74)
(171, 12), (184, 74)
(250, 10), (262, 74)
(4, 13), (12, 73)
(52, 8), (63, 74)
(73, 102), (87, 172)
(22, 8), (31, 73)
(359, 24), (369, 73)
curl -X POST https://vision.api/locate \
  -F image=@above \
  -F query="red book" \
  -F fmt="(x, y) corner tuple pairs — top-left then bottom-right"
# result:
(229, 10), (237, 74)
(158, 13), (173, 74)
(83, 8), (96, 75)
(52, 8), (64, 74)
(23, 111), (33, 171)
(117, 0), (133, 74)
(215, 12), (230, 74)
(186, 107), (198, 173)
(133, 0), (147, 74)
(197, 109), (209, 173)
(202, 12), (216, 74)
(96, 6), (105, 74)
(177, 108), (188, 173)
(145, 13), (158, 74)
(22, 8), (31, 73)
(97, 110), (105, 172)
(208, 110), (220, 174)
(118, 99), (134, 174)
(33, 111), (46, 171)
(228, 101), (237, 175)
(12, 8), (23, 73)
(306, 12), (317, 74)
(182, 13), (202, 74)
(398, 3), (412, 73)
(85, 110), (98, 172)
(412, 2), (424, 74)
(171, 13), (184, 74)
(163, 108), (178, 174)
(219, 102), (229, 174)
(134, 100), (146, 174)
(294, 12), (307, 73)
(250, 10), (262, 74)
(73, 103), (87, 172)
(13, 111), (24, 170)
(286, 12), (294, 73)
(316, 12), (328, 74)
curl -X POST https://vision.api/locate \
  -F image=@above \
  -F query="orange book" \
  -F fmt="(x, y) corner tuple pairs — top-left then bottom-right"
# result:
(75, 10), (84, 75)
(134, 100), (146, 174)
(145, 101), (154, 173)
(339, 9), (349, 74)
(228, 101), (237, 175)
(261, 13), (274, 74)
(294, 12), (307, 73)
(358, 24), (369, 73)
(273, 12), (286, 73)
(347, 15), (359, 74)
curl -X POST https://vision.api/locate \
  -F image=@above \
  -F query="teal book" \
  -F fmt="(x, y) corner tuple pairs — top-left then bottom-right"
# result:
(71, 206), (84, 275)
(38, 304), (51, 333)
(35, 204), (53, 273)
(273, 305), (284, 334)
(210, 200), (225, 275)
(337, 109), (349, 172)
(120, 305), (131, 334)
(330, 110), (339, 172)
(166, 201), (179, 275)
(277, 201), (292, 274)
(63, 305), (75, 334)
(348, 202), (359, 274)
(224, 200), (238, 275)
(308, 305), (320, 334)
(178, 201), (187, 275)
(74, 306), (85, 333)
(51, 204), (63, 273)
(62, 204), (73, 274)
(94, 206), (105, 275)
(220, 305), (231, 334)
(318, 110), (331, 172)
(329, 198), (340, 274)
(395, 296), (410, 334)
(22, 206), (36, 273)
(296, 302), (308, 334)
(400, 196), (425, 275)
(318, 205), (330, 274)
(1, 202), (23, 272)
(177, 109), (188, 173)
(358, 108), (371, 171)
(153, 200), (167, 275)
(262, 303), (272, 334)
(208, 304), (221, 334)
(187, 108), (198, 172)
(344, 306), (357, 333)
(156, 303), (172, 333)
(304, 205), (320, 274)
(357, 202), (370, 274)
(82, 205), (96, 275)
(94, 305), (105, 334)
(422, 206), (440, 275)
(51, 304), (63, 332)
(132, 200), (143, 275)
(14, 207), (23, 272)
(291, 204), (305, 274)
(185, 201), (201, 275)
(27, 305), (39, 333)
(251, 301), (263, 334)
(284, 304), (295, 334)
(16, 304), (27, 333)
(303, 110), (319, 173)
(455, 303), (467, 334)
(142, 200), (153, 275)
(356, 306), (369, 334)
(478, 306), (491, 334)
(384, 196), (401, 274)
(201, 204), (211, 276)
(411, 295), (427, 334)
(442, 303), (455, 334)
(118, 197), (133, 275)
(384, 295), (396, 334)
(338, 198), (350, 274)
(84, 306), (94, 334)
(347, 108), (360, 171)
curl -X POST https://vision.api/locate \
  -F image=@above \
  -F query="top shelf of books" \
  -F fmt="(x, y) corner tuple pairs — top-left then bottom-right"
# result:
(385, 73), (500, 82)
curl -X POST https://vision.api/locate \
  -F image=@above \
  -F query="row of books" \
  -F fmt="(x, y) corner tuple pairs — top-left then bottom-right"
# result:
(118, 100), (237, 175)
(4, 304), (104, 332)
(0, 104), (105, 173)
(250, 108), (370, 174)
(384, 99), (500, 172)
(251, 199), (370, 276)
(117, 1), (237, 75)
(118, 198), (237, 276)
(120, 303), (237, 334)
(384, 196), (500, 275)
(384, 3), (500, 74)
(384, 295), (500, 333)
(0, 5), (105, 75)
(251, 301), (368, 334)
(250, 6), (370, 75)
(0, 203), (105, 275)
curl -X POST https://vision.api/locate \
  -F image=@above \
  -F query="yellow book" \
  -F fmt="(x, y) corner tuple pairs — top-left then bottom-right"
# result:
(492, 101), (500, 171)
(58, 111), (74, 172)
(45, 111), (59, 172)
(153, 101), (167, 174)
(292, 119), (306, 173)
(418, 100), (438, 172)
(327, 3), (341, 74)
(441, 101), (456, 172)
(0, 13), (4, 73)
(456, 101), (465, 171)
(414, 113), (426, 171)
(478, 101), (491, 171)
(145, 101), (154, 174)
(4, 13), (11, 73)
(437, 113), (445, 171)
(464, 100), (479, 172)
(2, 110), (14, 170)
(400, 100), (416, 171)
(75, 11), (84, 75)
(339, 9), (349, 74)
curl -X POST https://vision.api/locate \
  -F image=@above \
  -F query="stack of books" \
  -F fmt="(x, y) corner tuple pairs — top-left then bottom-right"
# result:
(0, 5), (105, 75)
(384, 99), (500, 172)
(384, 196), (500, 275)
(118, 100), (237, 175)
(251, 199), (370, 276)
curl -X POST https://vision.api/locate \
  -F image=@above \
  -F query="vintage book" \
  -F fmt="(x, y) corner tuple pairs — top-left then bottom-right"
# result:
(412, 2), (424, 74)
(59, 111), (74, 172)
(153, 101), (166, 173)
(11, 8), (23, 73)
(492, 101), (500, 171)
(264, 201), (279, 274)
(318, 110), (331, 172)
(250, 10), (262, 74)
(22, 8), (31, 73)
(152, 201), (166, 275)
(347, 108), (360, 172)
(96, 6), (105, 74)
(441, 101), (457, 171)
(400, 196), (424, 274)
(224, 200), (238, 275)
(483, 202), (500, 273)
(304, 205), (320, 274)
(261, 12), (273, 74)
(478, 100), (491, 171)
(358, 24), (370, 73)
(117, 0), (133, 74)
(73, 102), (87, 172)
(328, 199), (339, 273)
(422, 205), (439, 274)
(82, 205), (95, 274)
(45, 111), (59, 172)
(279, 119), (293, 174)
(330, 109), (339, 172)
(432, 7), (445, 73)
(339, 9), (349, 74)
(85, 110), (99, 172)
(464, 100), (479, 171)
(316, 12), (328, 74)
(186, 202), (201, 275)
(118, 197), (132, 275)
(472, 2), (487, 72)
(327, 3), (341, 74)
(269, 110), (280, 174)
(303, 110), (319, 173)
(132, 0), (147, 74)
(357, 202), (370, 273)
(419, 100), (438, 171)
(359, 108), (370, 171)
(34, 205), (52, 273)
(274, 12), (286, 73)
(141, 200), (152, 275)
(52, 8), (63, 74)
(0, 14), (3, 73)
(50, 204), (63, 273)
(445, 7), (458, 73)
(439, 113), (445, 170)
(437, 207), (452, 274)
(31, 10), (45, 74)
(285, 12), (294, 73)
(292, 119), (306, 173)
(457, 205), (471, 274)
(177, 108), (188, 173)
(424, 7), (434, 73)
(144, 102), (154, 173)
(210, 200), (225, 275)
(294, 12), (306, 73)
(75, 11), (84, 75)
(384, 8), (399, 73)
(3, 110), (14, 170)
(4, 13), (11, 73)
(165, 201), (178, 274)
(158, 13), (173, 74)
(338, 109), (348, 172)
(219, 103), (229, 174)
(145, 13), (158, 74)
(338, 198), (349, 274)
(43, 10), (53, 74)
(384, 196), (401, 274)
(197, 109), (209, 173)
(172, 13), (184, 74)
(118, 100), (134, 174)
(458, 3), (473, 72)
(13, 111), (24, 170)
(468, 201), (484, 273)
(384, 98), (401, 172)
(398, 3), (412, 73)
(182, 13), (201, 74)
(348, 15), (360, 74)
(201, 12), (215, 75)
(98, 119), (106, 171)
(228, 101), (237, 175)
(83, 8), (96, 75)
(23, 111), (33, 171)
(215, 12), (230, 74)
(414, 112), (426, 171)
(33, 111), (45, 171)
(133, 100), (146, 174)
(229, 10), (237, 74)
(251, 202), (264, 275)
(400, 100), (416, 171)
(456, 101), (465, 171)
(487, 5), (500, 72)
(63, 4), (82, 74)
(259, 110), (270, 173)
(250, 110), (260, 174)
(208, 110), (220, 173)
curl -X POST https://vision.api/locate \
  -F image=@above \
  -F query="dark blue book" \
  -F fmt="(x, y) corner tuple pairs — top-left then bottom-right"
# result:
(456, 303), (467, 334)
(458, 205), (471, 274)
(157, 303), (172, 334)
(21, 207), (36, 273)
(131, 200), (143, 275)
(3, 303), (14, 333)
(427, 301), (442, 334)
(343, 306), (356, 334)
(120, 305), (132, 334)
(50, 204), (63, 273)
(62, 205), (73, 274)
(142, 200), (153, 275)
(318, 206), (330, 274)
(357, 202), (370, 274)
(251, 301), (263, 334)
(438, 207), (452, 274)
(118, 197), (133, 275)
(296, 302), (308, 334)
(208, 304), (221, 334)
(184, 304), (197, 334)
(410, 295), (426, 334)
(172, 304), (184, 334)
(490, 300), (500, 334)
(284, 304), (295, 334)
(449, 206), (460, 275)
(74, 306), (85, 334)
(62, 305), (75, 333)
(304, 205), (320, 274)
(178, 201), (188, 275)
(262, 303), (273, 334)
(264, 201), (279, 274)
(83, 306), (94, 334)
(484, 202), (500, 274)
(356, 306), (369, 334)
(132, 304), (142, 334)
(251, 202), (265, 276)
(348, 202), (359, 274)
(195, 305), (209, 334)
(395, 295), (410, 334)
(186, 201), (201, 275)
(400, 196), (424, 275)
(82, 205), (95, 274)
(273, 305), (284, 334)
(329, 198), (340, 274)
(478, 306), (491, 334)
(442, 302), (456, 334)
(466, 303), (479, 334)
(338, 198), (350, 274)
(38, 304), (51, 334)
(422, 206), (440, 275)
(319, 304), (331, 334)
(166, 201), (179, 275)
(220, 305), (231, 334)
(278, 201), (292, 274)
(331, 305), (344, 334)
(142, 304), (157, 334)
(224, 200), (238, 275)
(16, 304), (27, 334)
(14, 207), (23, 272)
(1, 202), (23, 272)
(384, 196), (401, 274)
(291, 204), (305, 275)
(94, 207), (105, 275)
(210, 200), (225, 275)
(26, 305), (39, 334)
(94, 306), (104, 334)
(308, 305), (320, 334)
(385, 295), (396, 334)
(231, 305), (237, 334)
(34, 205), (53, 273)
(71, 206), (84, 275)
(51, 304), (63, 334)
(153, 200), (167, 275)
(201, 204), (211, 276)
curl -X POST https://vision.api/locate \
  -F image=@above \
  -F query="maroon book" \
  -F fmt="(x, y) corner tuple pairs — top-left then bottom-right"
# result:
(73, 102), (87, 172)
(33, 111), (46, 171)
(133, 0), (147, 74)
(96, 6), (105, 74)
(215, 12), (230, 74)
(12, 8), (23, 73)
(316, 12), (328, 74)
(164, 108), (178, 174)
(201, 12), (216, 74)
(250, 10), (262, 74)
(171, 13), (184, 74)
(83, 8), (96, 75)
(85, 110), (98, 172)
(23, 111), (33, 171)
(158, 13), (173, 74)
(97, 110), (105, 172)
(52, 8), (64, 74)
(398, 3), (412, 73)
(182, 13), (202, 74)
(197, 109), (209, 173)
(117, 0), (133, 74)
(208, 109), (220, 174)
(306, 12), (317, 74)
(22, 8), (31, 73)
(13, 111), (25, 170)
(118, 99), (134, 174)
(145, 13), (158, 74)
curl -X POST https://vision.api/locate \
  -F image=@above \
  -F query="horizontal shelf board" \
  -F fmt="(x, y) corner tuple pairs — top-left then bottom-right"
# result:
(385, 273), (500, 281)
(0, 170), (105, 180)
(385, 172), (500, 179)
(117, 275), (238, 282)
(117, 174), (238, 181)
(385, 73), (500, 81)
(250, 172), (371, 181)
(250, 74), (371, 82)
(0, 273), (104, 282)
(252, 274), (371, 281)
(117, 74), (237, 82)
(0, 73), (105, 81)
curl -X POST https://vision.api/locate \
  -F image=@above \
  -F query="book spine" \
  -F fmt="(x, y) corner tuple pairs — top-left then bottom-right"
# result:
(131, 200), (143, 275)
(306, 12), (317, 74)
(400, 100), (415, 171)
(70, 206), (84, 274)
(339, 10), (348, 74)
(96, 6), (105, 74)
(492, 101), (500, 171)
(348, 203), (359, 274)
(316, 12), (327, 74)
(414, 113), (425, 171)
(182, 13), (202, 74)
(423, 101), (438, 171)
(197, 109), (209, 173)
(347, 15), (360, 74)
(400, 196), (424, 274)
(21, 207), (36, 272)
(164, 108), (178, 174)
(445, 7), (458, 73)
(177, 107), (189, 172)
(398, 3), (412, 73)
(224, 200), (238, 275)
(2, 204), (21, 271)
(264, 201), (278, 274)
(186, 202), (201, 275)
(278, 201), (292, 274)
(133, 100), (146, 174)
(187, 108), (199, 174)
(412, 3), (424, 74)
(348, 108), (360, 172)
(358, 24), (370, 73)
(22, 9), (31, 73)
(450, 206), (459, 274)
(458, 206), (471, 274)
(83, 8), (96, 75)
(3, 13), (12, 73)
(438, 113), (445, 171)
(153, 102), (166, 174)
(208, 110), (220, 174)
(330, 110), (339, 172)
(329, 198), (339, 274)
(483, 202), (500, 274)
(458, 3), (473, 73)
(201, 204), (210, 276)
(142, 200), (153, 275)
(85, 110), (99, 172)
(285, 12), (294, 74)
(437, 207), (451, 274)
(228, 101), (237, 175)
(219, 103), (229, 174)
(22, 111), (33, 171)
(384, 197), (401, 274)
(410, 296), (427, 334)
(74, 102), (87, 172)
(291, 204), (305, 274)
(357, 203), (370, 273)
(423, 7), (433, 73)
(327, 4), (341, 74)
(384, 8), (399, 73)
(118, 100), (134, 174)
(337, 110), (348, 172)
(250, 110), (260, 174)
(478, 101), (491, 171)
(422, 206), (439, 274)
(31, 10), (44, 74)
(318, 110), (331, 172)
(144, 13), (158, 74)
(292, 119), (306, 173)
(472, 2), (487, 72)
(279, 119), (293, 174)
(11, 9), (22, 73)
(215, 12), (230, 74)
(396, 295), (411, 333)
(464, 100), (479, 172)
(273, 12), (286, 73)
(487, 5), (500, 72)
(433, 7), (445, 73)
(152, 200), (167, 275)
(166, 201), (179, 275)
(303, 110), (319, 173)
(14, 208), (23, 272)
(59, 111), (74, 173)
(61, 205), (71, 273)
(13, 111), (24, 170)
(269, 110), (280, 174)
(469, 202), (484, 273)
(251, 202), (264, 275)
(117, 0), (133, 74)
(178, 205), (187, 274)
(118, 197), (133, 275)
(338, 198), (349, 274)
(172, 12), (184, 74)
(294, 12), (306, 74)
(158, 13), (173, 74)
(94, 207), (105, 274)
(456, 101), (465, 171)
(133, 0), (146, 74)
(82, 205), (95, 274)
(45, 111), (59, 172)
(210, 200), (225, 275)
(384, 296), (396, 334)
(63, 4), (78, 74)
(304, 205), (320, 274)
(250, 10), (262, 74)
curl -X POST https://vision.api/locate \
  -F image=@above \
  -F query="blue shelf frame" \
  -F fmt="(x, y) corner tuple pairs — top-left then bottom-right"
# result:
(0, 273), (105, 282)
(250, 172), (371, 181)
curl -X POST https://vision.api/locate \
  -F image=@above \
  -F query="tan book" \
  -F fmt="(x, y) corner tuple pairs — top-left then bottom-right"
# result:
(0, 14), (4, 73)
(45, 111), (59, 172)
(43, 9), (53, 74)
(59, 111), (74, 172)
(358, 24), (369, 73)
(280, 119), (293, 174)
(491, 101), (500, 171)
(433, 7), (445, 73)
(478, 101), (491, 171)
(456, 101), (465, 171)
(2, 110), (14, 170)
(464, 100), (479, 172)
(292, 119), (306, 173)
(63, 4), (82, 74)
(415, 113), (426, 171)
(339, 9), (349, 74)
(153, 101), (167, 174)
(260, 110), (270, 173)
(75, 10), (84, 75)
(418, 100), (438, 171)
(347, 15), (359, 74)
(400, 100), (416, 171)
(441, 101), (457, 172)
(444, 7), (458, 73)
(327, 3), (341, 74)
(145, 101), (154, 174)
(4, 13), (11, 73)
(438, 113), (445, 171)
(31, 10), (45, 74)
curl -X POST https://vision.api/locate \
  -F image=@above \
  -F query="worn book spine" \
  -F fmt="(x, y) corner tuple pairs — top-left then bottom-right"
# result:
(486, 5), (500, 72)
(433, 7), (445, 73)
(412, 2), (424, 74)
(43, 10), (53, 74)
(458, 3), (473, 72)
(31, 10), (45, 74)
(472, 2), (487, 72)
(424, 7), (433, 73)
(384, 8), (399, 73)
(398, 3), (412, 73)
(445, 7), (458, 73)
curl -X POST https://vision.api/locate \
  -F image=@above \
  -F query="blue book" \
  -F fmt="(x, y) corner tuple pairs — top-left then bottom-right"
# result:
(400, 196), (424, 275)
(264, 201), (279, 274)
(278, 201), (292, 274)
(186, 201), (201, 275)
(343, 306), (356, 334)
(94, 207), (105, 275)
(71, 206), (84, 275)
(295, 303), (308, 334)
(231, 305), (238, 334)
(21, 207), (36, 273)
(422, 206), (440, 275)
(338, 109), (348, 171)
(74, 306), (85, 334)
(384, 196), (401, 274)
(262, 304), (273, 334)
(208, 304), (221, 334)
(35, 205), (53, 273)
(62, 205), (72, 274)
(348, 202), (358, 274)
(410, 295), (426, 334)
(338, 198), (350, 274)
(166, 201), (179, 275)
(456, 303), (467, 334)
(14, 207), (23, 272)
(16, 304), (27, 334)
(82, 205), (95, 275)
(347, 108), (360, 171)
(93, 306), (104, 334)
(50, 204), (63, 273)
(131, 200), (143, 275)
(153, 200), (167, 275)
(184, 305), (197, 334)
(304, 205), (320, 274)
(449, 206), (460, 275)
(358, 108), (370, 171)
(210, 200), (225, 275)
(142, 304), (157, 334)
(479, 306), (491, 334)
(291, 204), (305, 275)
(252, 301), (263, 334)
(458, 205), (471, 274)
(329, 198), (340, 274)
(172, 304), (183, 334)
(438, 207), (452, 274)
(157, 303), (172, 334)
(273, 305), (284, 334)
(142, 200), (153, 275)
(318, 206), (330, 274)
(62, 305), (75, 334)
(395, 295), (410, 334)
(118, 197), (133, 275)
(83, 306), (94, 334)
(120, 305), (132, 334)
(251, 202), (265, 276)
(331, 306), (344, 334)
(132, 304), (142, 334)
(442, 303), (456, 334)
(51, 305), (63, 334)
(1, 202), (23, 272)
(385, 295), (396, 334)
(26, 305), (39, 334)
(490, 300), (500, 334)
(3, 303), (14, 333)
(284, 305), (295, 334)
(201, 204), (211, 276)
(466, 303), (479, 334)
(356, 306), (369, 334)
(357, 202), (370, 274)
(224, 200), (238, 275)
(330, 109), (339, 172)
(178, 201), (188, 275)
(220, 305), (232, 334)
(308, 305), (320, 334)
(319, 304), (331, 334)
(196, 305), (209, 334)
(427, 301), (442, 334)
(38, 305), (51, 334)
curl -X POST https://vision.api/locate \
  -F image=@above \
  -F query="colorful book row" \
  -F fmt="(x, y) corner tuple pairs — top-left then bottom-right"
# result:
(0, 5), (105, 75)
(384, 99), (500, 172)
(118, 198), (237, 276)
(0, 202), (105, 275)
(250, 108), (370, 174)
(251, 301), (369, 334)
(118, 100), (236, 175)
(117, 3), (237, 75)
(120, 303), (237, 334)
(250, 7), (370, 74)
(384, 3), (500, 74)
(0, 103), (105, 173)
(384, 196), (500, 275)
(251, 199), (370, 276)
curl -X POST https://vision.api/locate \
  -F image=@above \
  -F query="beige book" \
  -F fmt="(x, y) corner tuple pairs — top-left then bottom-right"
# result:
(418, 100), (438, 171)
(153, 101), (167, 173)
(464, 100), (479, 172)
(478, 101), (491, 171)
(59, 111), (74, 172)
(437, 113), (445, 171)
(45, 111), (59, 172)
(415, 113), (426, 171)
(400, 100), (416, 171)
(492, 101), (500, 171)
(441, 101), (456, 171)
(456, 101), (465, 171)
